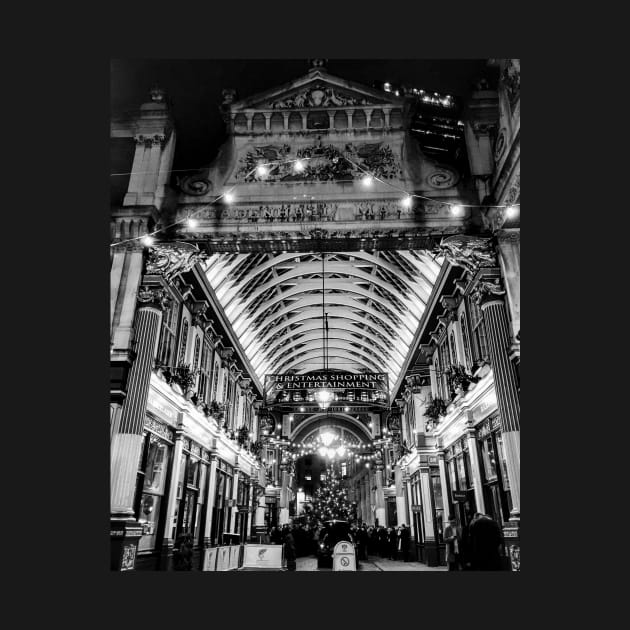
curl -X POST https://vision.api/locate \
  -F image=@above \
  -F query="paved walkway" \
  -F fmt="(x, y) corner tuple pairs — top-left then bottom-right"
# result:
(295, 555), (446, 571)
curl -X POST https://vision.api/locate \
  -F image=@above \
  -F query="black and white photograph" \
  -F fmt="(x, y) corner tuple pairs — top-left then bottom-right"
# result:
(109, 58), (520, 572)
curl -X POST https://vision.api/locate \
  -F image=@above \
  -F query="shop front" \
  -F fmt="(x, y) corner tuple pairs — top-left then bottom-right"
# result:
(408, 461), (445, 565)
(211, 459), (234, 546)
(444, 437), (477, 531)
(134, 414), (176, 570)
(476, 413), (512, 528)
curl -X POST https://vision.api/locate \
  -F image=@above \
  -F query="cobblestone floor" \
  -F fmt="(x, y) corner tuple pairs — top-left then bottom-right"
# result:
(295, 556), (447, 571)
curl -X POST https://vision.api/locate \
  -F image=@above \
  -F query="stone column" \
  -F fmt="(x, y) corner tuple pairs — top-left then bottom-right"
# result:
(202, 452), (218, 552)
(278, 462), (290, 525)
(282, 112), (289, 131)
(110, 285), (168, 570)
(405, 475), (415, 538)
(263, 112), (271, 132)
(125, 136), (148, 202)
(374, 461), (386, 527)
(159, 424), (185, 570)
(328, 111), (335, 130)
(143, 135), (163, 194)
(419, 465), (439, 566)
(496, 229), (521, 341)
(477, 281), (521, 570)
(465, 421), (486, 514)
(110, 248), (144, 352)
(300, 112), (308, 130)
(383, 108), (391, 128)
(254, 485), (267, 539)
(365, 108), (373, 128)
(345, 109), (354, 129)
(437, 451), (452, 518)
(230, 467), (240, 535)
(245, 113), (253, 132)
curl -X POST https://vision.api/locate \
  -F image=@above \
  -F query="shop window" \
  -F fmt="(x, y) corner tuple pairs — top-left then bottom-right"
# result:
(178, 319), (189, 366)
(467, 298), (489, 364)
(430, 470), (444, 543)
(198, 339), (213, 403)
(136, 431), (172, 552)
(460, 312), (473, 369)
(193, 335), (201, 371)
(157, 299), (180, 367)
(449, 331), (456, 366)
(481, 436), (498, 481)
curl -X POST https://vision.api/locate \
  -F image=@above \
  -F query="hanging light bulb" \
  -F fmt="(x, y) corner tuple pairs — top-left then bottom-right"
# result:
(450, 204), (463, 216)
(224, 192), (235, 204)
(362, 174), (374, 187)
(186, 217), (198, 228)
(294, 159), (305, 172)
(401, 195), (412, 208)
(141, 235), (155, 247)
(505, 205), (519, 219)
(256, 164), (269, 177)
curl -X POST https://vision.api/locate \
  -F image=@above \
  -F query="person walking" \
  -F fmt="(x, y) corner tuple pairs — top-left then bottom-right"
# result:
(444, 515), (463, 571)
(469, 513), (503, 570)
(387, 526), (397, 560)
(173, 534), (193, 571)
(283, 525), (297, 571)
(400, 524), (411, 562)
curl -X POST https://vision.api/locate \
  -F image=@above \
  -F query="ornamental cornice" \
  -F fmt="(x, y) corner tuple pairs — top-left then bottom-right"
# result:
(471, 272), (506, 307)
(432, 235), (497, 277)
(136, 285), (171, 311)
(145, 242), (208, 283)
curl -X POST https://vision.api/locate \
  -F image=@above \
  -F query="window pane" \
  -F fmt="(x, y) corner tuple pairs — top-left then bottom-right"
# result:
(483, 437), (498, 480)
(138, 494), (162, 552)
(495, 433), (510, 490)
(143, 438), (169, 494)
(187, 458), (199, 487)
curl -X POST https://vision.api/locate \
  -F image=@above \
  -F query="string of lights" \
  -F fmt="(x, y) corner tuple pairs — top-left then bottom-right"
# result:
(110, 154), (520, 248)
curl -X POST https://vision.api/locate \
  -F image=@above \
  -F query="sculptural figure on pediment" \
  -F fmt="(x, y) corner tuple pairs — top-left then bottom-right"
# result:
(433, 235), (497, 275)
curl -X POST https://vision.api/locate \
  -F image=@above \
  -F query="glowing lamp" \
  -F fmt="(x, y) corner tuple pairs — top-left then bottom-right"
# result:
(505, 205), (519, 219)
(141, 235), (155, 247)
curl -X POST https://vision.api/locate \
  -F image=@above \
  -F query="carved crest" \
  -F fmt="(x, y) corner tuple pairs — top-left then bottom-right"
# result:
(433, 235), (497, 275)
(266, 83), (375, 109)
(145, 242), (208, 283)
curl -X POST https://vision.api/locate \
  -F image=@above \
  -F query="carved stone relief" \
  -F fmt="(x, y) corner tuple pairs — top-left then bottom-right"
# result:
(145, 242), (208, 283)
(433, 235), (497, 275)
(265, 84), (374, 109)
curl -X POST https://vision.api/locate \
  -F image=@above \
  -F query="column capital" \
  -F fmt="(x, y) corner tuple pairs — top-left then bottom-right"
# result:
(473, 277), (507, 308)
(144, 242), (208, 284)
(136, 285), (171, 311)
(433, 235), (498, 276)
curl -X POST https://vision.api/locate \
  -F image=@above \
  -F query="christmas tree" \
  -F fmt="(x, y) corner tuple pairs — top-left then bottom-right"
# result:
(311, 464), (353, 521)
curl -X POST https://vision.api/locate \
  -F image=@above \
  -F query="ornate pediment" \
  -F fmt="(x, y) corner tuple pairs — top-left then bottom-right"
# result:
(230, 71), (399, 112)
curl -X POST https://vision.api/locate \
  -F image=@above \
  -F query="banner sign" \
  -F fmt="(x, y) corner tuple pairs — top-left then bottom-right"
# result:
(264, 372), (389, 406)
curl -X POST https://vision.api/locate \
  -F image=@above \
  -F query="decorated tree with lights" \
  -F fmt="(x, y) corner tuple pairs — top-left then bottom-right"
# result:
(311, 465), (353, 522)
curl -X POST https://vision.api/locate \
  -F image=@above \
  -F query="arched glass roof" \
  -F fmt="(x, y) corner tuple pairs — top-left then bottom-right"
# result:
(204, 249), (441, 392)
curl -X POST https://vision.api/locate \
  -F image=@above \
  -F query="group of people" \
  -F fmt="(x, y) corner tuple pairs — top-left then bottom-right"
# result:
(354, 524), (412, 561)
(444, 512), (506, 571)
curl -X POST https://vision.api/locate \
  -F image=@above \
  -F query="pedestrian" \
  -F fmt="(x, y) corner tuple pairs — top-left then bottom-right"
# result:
(378, 526), (388, 557)
(270, 525), (282, 545)
(400, 524), (411, 562)
(173, 534), (193, 571)
(387, 526), (397, 560)
(469, 513), (503, 570)
(283, 525), (297, 571)
(444, 515), (463, 571)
